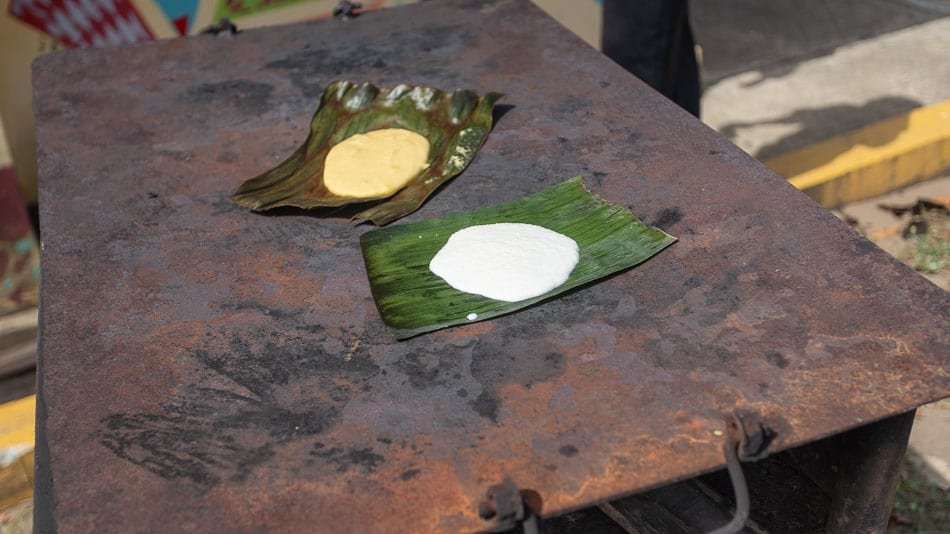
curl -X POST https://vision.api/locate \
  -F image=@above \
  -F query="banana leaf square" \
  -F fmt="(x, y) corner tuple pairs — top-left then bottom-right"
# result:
(360, 177), (677, 339)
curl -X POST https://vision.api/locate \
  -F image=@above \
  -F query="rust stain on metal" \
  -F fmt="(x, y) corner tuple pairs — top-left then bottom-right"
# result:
(33, 0), (949, 532)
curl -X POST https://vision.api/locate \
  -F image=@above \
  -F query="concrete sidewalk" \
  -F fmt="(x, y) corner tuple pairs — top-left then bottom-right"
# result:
(693, 0), (950, 87)
(699, 15), (950, 159)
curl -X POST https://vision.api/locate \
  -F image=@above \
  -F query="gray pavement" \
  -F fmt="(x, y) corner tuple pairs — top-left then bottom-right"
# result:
(692, 0), (950, 85)
(910, 399), (950, 491)
(698, 15), (950, 158)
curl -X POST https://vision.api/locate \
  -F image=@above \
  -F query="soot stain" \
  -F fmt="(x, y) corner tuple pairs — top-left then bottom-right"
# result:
(185, 79), (274, 114)
(265, 46), (373, 97)
(219, 301), (302, 321)
(714, 346), (737, 363)
(394, 346), (464, 390)
(205, 193), (244, 216)
(459, 0), (493, 10)
(265, 27), (467, 97)
(558, 445), (579, 457)
(550, 96), (592, 116)
(400, 468), (421, 481)
(651, 207), (683, 230)
(116, 124), (154, 146)
(587, 171), (607, 187)
(97, 316), (379, 490)
(470, 347), (564, 391)
(311, 444), (385, 474)
(99, 407), (276, 488)
(416, 24), (465, 53)
(683, 276), (703, 289)
(704, 269), (742, 308)
(466, 327), (566, 423)
(854, 237), (878, 255)
(266, 43), (382, 72)
(766, 352), (791, 369)
(470, 391), (500, 423)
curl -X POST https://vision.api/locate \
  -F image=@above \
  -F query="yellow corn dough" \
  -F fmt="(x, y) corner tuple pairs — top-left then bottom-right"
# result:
(324, 128), (430, 198)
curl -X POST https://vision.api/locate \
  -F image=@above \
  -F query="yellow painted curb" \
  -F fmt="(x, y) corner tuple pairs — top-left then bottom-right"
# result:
(0, 395), (34, 508)
(765, 100), (950, 208)
(0, 395), (33, 450)
(0, 450), (32, 509)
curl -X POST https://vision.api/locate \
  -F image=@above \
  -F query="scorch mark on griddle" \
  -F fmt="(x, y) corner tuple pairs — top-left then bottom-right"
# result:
(96, 317), (379, 489)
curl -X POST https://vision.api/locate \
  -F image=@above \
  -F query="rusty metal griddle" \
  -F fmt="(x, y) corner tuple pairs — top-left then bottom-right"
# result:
(32, 0), (949, 531)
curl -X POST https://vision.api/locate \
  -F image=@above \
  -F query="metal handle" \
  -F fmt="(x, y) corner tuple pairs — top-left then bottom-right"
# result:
(705, 409), (776, 534)
(705, 428), (751, 534)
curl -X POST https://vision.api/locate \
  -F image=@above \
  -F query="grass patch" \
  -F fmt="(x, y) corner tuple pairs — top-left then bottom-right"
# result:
(889, 456), (950, 533)
(911, 232), (950, 274)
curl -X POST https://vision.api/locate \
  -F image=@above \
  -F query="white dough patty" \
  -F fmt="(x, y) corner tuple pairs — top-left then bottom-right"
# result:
(429, 223), (579, 302)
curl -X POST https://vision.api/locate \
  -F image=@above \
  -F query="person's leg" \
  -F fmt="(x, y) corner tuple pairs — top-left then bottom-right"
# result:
(602, 0), (700, 117)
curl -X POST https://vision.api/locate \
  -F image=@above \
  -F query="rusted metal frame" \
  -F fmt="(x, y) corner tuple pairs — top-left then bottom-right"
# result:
(598, 410), (776, 534)
(597, 501), (642, 533)
(824, 410), (916, 533)
(597, 485), (736, 534)
(697, 411), (915, 533)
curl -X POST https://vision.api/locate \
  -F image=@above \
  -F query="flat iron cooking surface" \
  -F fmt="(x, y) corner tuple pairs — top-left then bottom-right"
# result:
(33, 0), (949, 531)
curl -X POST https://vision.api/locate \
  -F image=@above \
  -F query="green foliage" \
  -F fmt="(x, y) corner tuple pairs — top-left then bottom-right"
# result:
(911, 232), (950, 274)
(889, 458), (950, 533)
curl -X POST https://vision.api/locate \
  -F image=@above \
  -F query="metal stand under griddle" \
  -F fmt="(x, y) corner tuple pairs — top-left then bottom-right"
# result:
(586, 411), (916, 534)
(32, 1), (949, 532)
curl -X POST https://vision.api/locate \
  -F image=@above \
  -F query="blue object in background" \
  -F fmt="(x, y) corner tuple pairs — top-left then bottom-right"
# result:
(155, 0), (201, 34)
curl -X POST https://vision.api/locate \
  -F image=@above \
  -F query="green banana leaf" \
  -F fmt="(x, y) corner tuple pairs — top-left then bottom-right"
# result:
(231, 80), (504, 226)
(360, 177), (677, 339)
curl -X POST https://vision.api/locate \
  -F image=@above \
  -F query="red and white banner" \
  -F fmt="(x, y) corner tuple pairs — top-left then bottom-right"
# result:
(8, 0), (155, 47)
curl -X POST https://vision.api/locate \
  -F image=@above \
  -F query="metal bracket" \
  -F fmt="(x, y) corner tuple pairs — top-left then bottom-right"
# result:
(202, 17), (239, 36)
(478, 477), (539, 534)
(732, 409), (776, 462)
(333, 1), (363, 19)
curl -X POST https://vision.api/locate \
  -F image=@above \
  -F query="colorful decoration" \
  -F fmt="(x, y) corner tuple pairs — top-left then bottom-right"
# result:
(7, 0), (154, 47)
(0, 118), (39, 314)
(153, 0), (200, 35)
(213, 0), (417, 34)
(7, 0), (422, 46)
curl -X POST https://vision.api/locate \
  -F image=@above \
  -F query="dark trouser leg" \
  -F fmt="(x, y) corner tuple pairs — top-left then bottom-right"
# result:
(602, 0), (701, 117)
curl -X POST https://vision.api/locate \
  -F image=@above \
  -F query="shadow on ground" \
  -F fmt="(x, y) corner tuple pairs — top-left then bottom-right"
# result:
(692, 0), (949, 85)
(716, 95), (922, 162)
